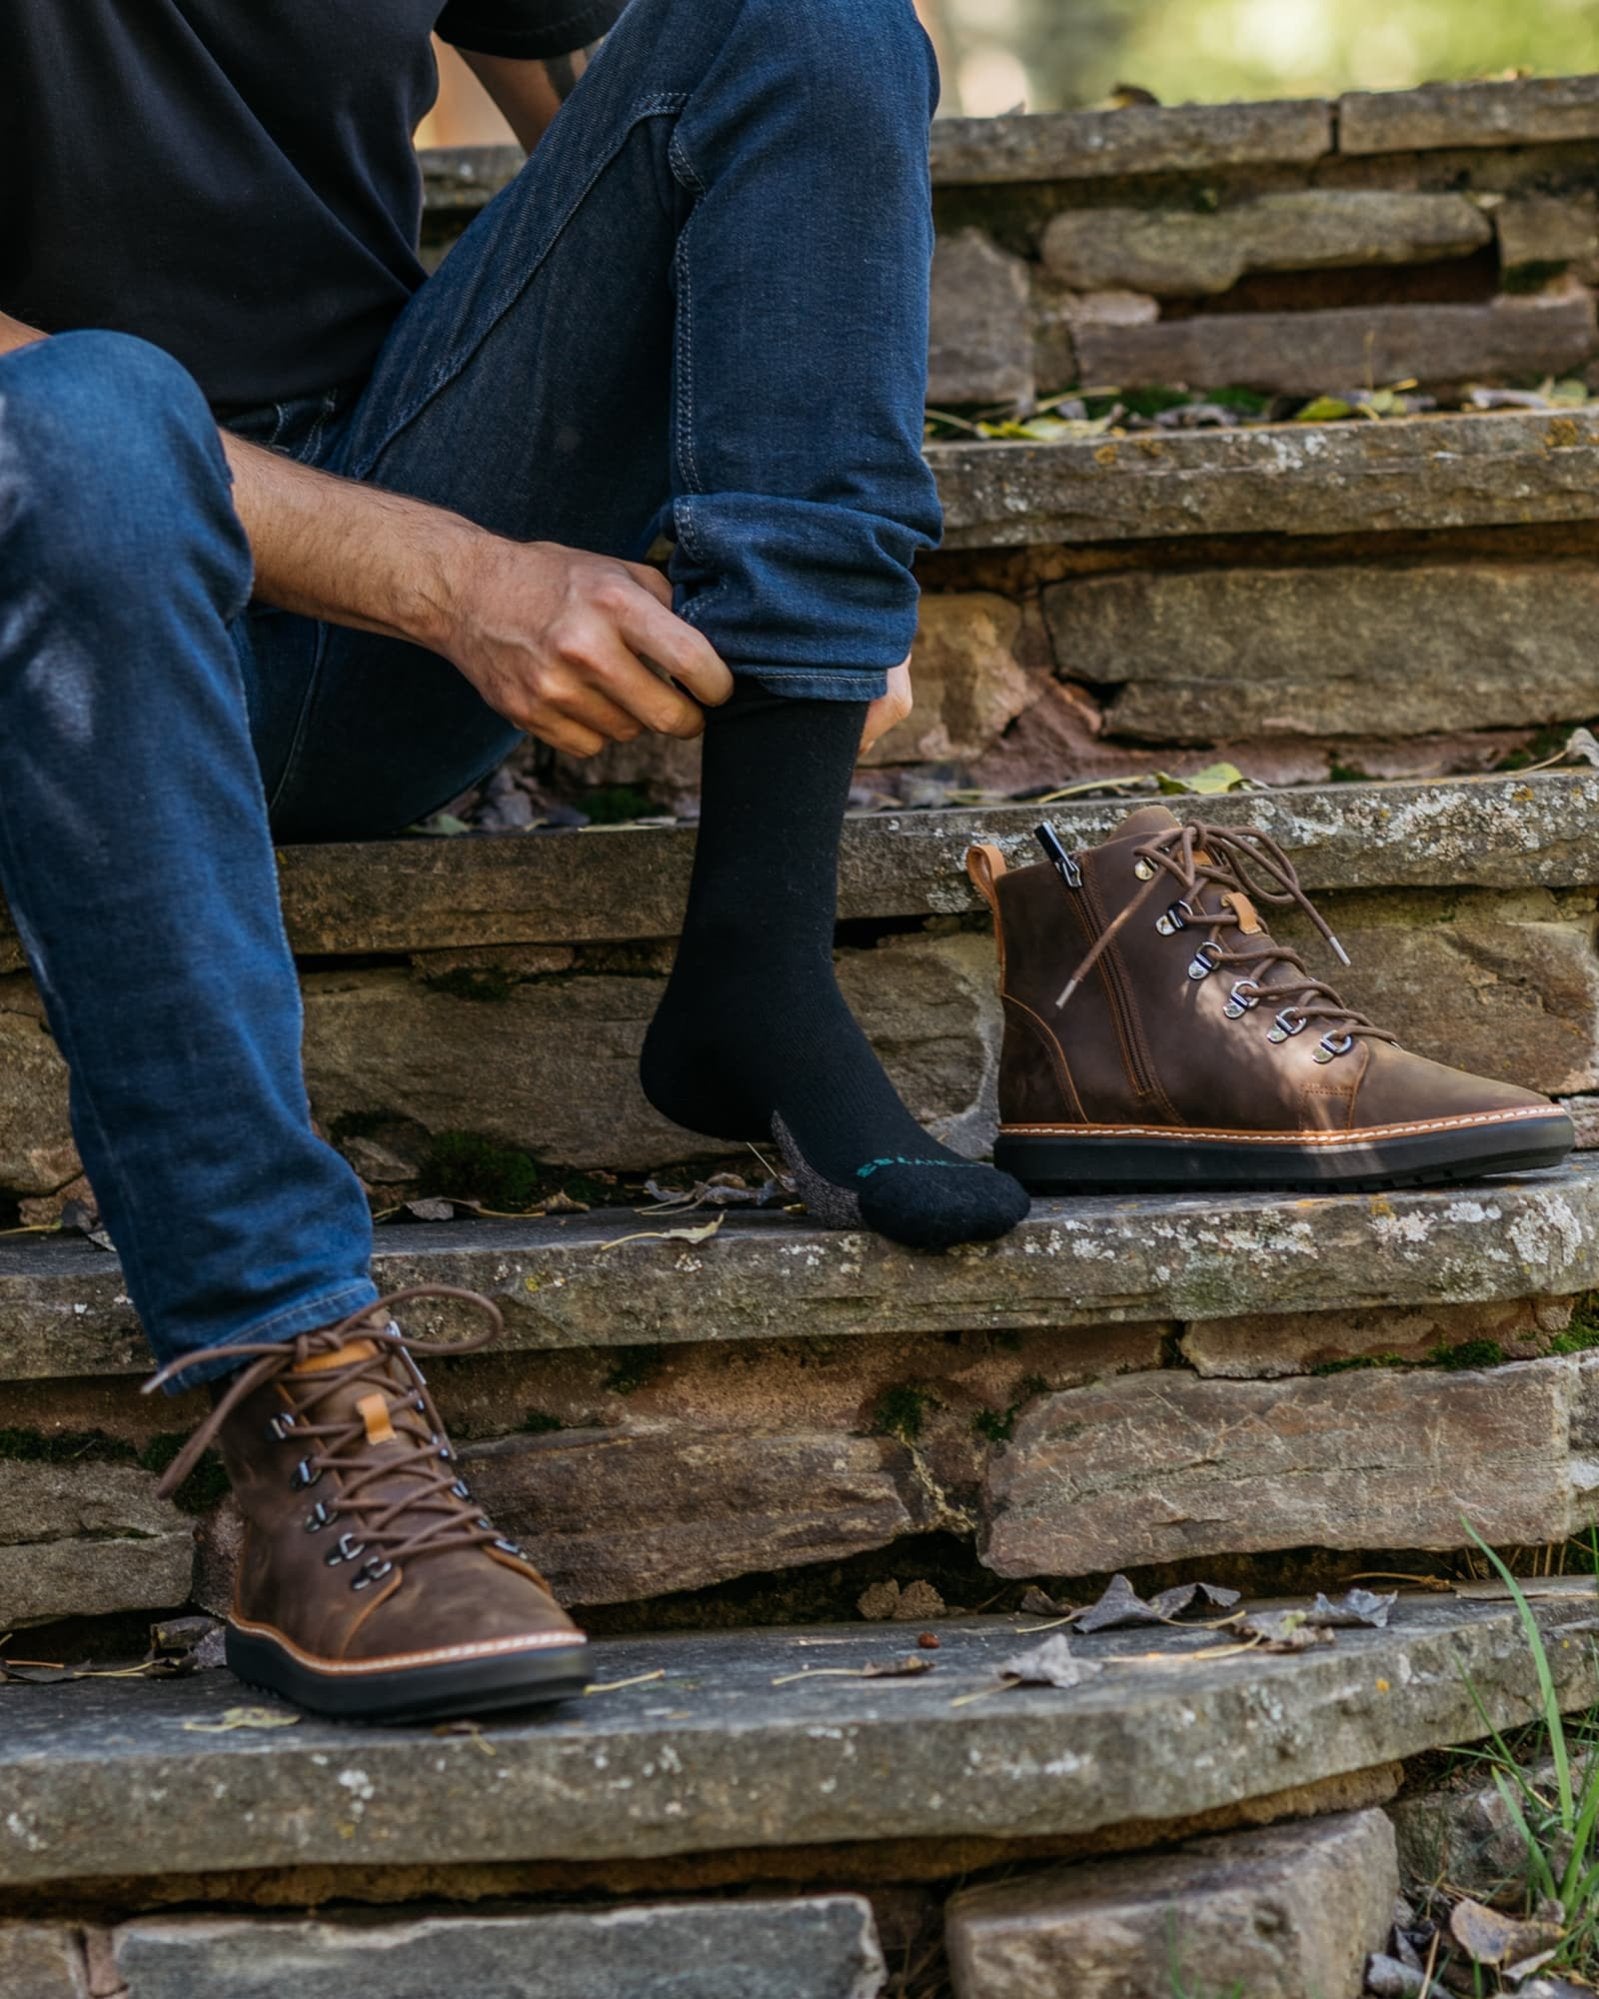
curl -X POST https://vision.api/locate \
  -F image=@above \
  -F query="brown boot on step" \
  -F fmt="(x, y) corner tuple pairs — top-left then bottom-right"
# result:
(145, 1286), (589, 1722)
(968, 806), (1574, 1193)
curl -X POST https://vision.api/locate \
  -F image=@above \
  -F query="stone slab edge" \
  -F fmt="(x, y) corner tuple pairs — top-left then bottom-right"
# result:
(5, 1162), (1596, 1379)
(93, 770), (1594, 962)
(112, 1899), (886, 1999)
(932, 409), (1599, 549)
(418, 78), (1599, 197)
(1, 1599), (1594, 1886)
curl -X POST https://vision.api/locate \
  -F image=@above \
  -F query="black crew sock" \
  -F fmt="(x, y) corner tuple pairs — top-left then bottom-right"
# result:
(640, 679), (1029, 1249)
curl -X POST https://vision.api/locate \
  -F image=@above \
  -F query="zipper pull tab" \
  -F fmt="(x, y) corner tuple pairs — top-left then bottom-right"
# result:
(1035, 822), (1082, 890)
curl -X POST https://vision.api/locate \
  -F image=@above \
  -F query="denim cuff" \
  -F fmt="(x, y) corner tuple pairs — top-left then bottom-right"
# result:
(734, 664), (889, 702)
(152, 1278), (382, 1395)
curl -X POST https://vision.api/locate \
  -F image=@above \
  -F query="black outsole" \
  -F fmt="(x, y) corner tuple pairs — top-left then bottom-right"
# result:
(226, 1625), (592, 1724)
(994, 1118), (1575, 1196)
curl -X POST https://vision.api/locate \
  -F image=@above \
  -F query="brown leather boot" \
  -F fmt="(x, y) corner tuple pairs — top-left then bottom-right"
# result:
(146, 1286), (589, 1721)
(969, 805), (1574, 1192)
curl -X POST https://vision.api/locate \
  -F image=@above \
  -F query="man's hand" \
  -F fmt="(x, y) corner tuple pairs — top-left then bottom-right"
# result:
(218, 436), (733, 757)
(439, 536), (732, 758)
(861, 655), (913, 755)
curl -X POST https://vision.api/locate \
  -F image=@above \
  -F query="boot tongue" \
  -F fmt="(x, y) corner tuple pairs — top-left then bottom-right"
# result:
(1110, 803), (1182, 842)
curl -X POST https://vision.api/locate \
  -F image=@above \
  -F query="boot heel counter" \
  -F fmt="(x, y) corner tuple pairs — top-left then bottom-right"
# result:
(1000, 992), (1086, 1126)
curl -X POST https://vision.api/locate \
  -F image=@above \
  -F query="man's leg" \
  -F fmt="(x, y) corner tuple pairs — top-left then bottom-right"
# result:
(0, 331), (378, 1384)
(269, 0), (1028, 1246)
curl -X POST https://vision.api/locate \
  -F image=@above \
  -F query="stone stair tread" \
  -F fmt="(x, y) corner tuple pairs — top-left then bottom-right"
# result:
(36, 769), (1576, 963)
(3, 1595), (1594, 1887)
(931, 409), (1599, 548)
(7, 1161), (1596, 1381)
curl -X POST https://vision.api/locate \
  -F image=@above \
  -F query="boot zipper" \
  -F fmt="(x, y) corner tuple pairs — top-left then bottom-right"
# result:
(1034, 823), (1155, 1100)
(1078, 866), (1157, 1101)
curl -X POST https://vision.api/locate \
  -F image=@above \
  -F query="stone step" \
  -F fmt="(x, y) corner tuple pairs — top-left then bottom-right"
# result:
(2, 1596), (1594, 1892)
(107, 1898), (887, 1999)
(62, 770), (1599, 960)
(932, 409), (1599, 551)
(10, 1165), (1596, 1383)
(9, 775), (1594, 1205)
(419, 78), (1599, 208)
(7, 1171), (1596, 1625)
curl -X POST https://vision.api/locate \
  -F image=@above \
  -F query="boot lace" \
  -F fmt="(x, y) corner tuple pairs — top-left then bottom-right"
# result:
(1055, 819), (1398, 1053)
(142, 1286), (528, 1577)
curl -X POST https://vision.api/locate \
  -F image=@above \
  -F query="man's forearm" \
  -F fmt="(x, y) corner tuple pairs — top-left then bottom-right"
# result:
(224, 434), (482, 649)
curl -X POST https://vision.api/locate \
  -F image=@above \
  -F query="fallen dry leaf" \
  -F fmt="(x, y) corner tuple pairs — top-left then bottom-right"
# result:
(1309, 1588), (1397, 1628)
(1449, 1897), (1564, 1969)
(857, 1579), (948, 1623)
(1239, 1609), (1337, 1652)
(999, 1633), (1104, 1689)
(599, 1216), (723, 1253)
(1019, 1585), (1075, 1617)
(181, 1705), (299, 1733)
(1075, 1573), (1240, 1633)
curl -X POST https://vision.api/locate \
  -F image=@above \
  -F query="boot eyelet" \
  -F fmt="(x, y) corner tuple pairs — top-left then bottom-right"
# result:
(493, 1538), (526, 1558)
(304, 1500), (334, 1533)
(1267, 1009), (1307, 1044)
(1223, 980), (1262, 1020)
(350, 1555), (394, 1591)
(289, 1457), (322, 1491)
(1313, 1032), (1356, 1064)
(451, 1478), (472, 1500)
(1187, 942), (1223, 981)
(268, 1412), (296, 1441)
(1155, 899), (1193, 937)
(1133, 857), (1156, 882)
(325, 1531), (366, 1567)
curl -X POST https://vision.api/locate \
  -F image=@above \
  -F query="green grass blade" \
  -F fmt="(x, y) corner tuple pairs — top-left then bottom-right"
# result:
(1465, 1520), (1574, 1827)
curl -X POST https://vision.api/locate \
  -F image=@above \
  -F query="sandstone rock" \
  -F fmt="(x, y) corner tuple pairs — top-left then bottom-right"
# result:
(1339, 75), (1599, 155)
(462, 1428), (940, 1606)
(1562, 1093), (1599, 1149)
(1071, 283), (1598, 395)
(0, 978), (75, 1196)
(114, 1899), (887, 1999)
(984, 1355), (1599, 1577)
(933, 408), (1599, 551)
(1042, 191), (1490, 296)
(298, 929), (1000, 1173)
(928, 230), (1033, 407)
(1182, 1297), (1576, 1378)
(946, 1809), (1398, 1999)
(1496, 194), (1599, 275)
(1045, 560), (1599, 741)
(930, 100), (1331, 184)
(1275, 887), (1599, 1098)
(0, 1460), (192, 1626)
(1390, 1758), (1578, 1899)
(0, 1923), (90, 1999)
(862, 594), (1036, 768)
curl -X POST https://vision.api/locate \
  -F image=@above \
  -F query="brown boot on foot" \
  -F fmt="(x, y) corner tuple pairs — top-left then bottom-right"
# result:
(968, 806), (1574, 1193)
(146, 1287), (589, 1721)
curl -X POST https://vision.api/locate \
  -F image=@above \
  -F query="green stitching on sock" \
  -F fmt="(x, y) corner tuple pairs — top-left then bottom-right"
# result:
(855, 1155), (986, 1180)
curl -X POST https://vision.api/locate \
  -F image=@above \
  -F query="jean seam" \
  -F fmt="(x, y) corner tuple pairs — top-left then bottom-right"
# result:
(348, 92), (691, 482)
(265, 612), (334, 815)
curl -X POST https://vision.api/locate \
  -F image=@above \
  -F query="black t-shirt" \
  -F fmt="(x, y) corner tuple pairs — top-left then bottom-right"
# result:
(2, 1), (623, 407)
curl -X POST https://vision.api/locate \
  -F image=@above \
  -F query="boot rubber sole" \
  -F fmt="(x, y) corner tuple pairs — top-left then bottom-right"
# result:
(226, 1621), (592, 1724)
(995, 1108), (1575, 1195)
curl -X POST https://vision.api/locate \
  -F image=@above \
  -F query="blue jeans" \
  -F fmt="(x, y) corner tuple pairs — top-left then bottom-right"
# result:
(0, 0), (941, 1380)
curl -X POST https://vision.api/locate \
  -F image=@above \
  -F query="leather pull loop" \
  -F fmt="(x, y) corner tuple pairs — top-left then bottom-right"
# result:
(965, 842), (1008, 916)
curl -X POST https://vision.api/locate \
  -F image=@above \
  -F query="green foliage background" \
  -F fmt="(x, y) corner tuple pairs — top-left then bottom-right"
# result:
(947, 0), (1599, 111)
